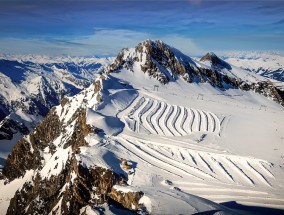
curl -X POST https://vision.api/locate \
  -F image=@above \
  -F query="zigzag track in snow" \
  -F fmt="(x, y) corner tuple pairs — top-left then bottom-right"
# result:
(118, 95), (284, 209)
(126, 96), (221, 136)
(119, 135), (275, 187)
(114, 134), (283, 209)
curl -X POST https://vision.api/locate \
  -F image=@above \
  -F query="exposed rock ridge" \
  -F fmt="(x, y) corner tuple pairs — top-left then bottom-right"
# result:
(200, 52), (284, 106)
(3, 78), (143, 214)
(2, 107), (61, 181)
(0, 56), (110, 150)
(200, 52), (232, 70)
(106, 40), (283, 106)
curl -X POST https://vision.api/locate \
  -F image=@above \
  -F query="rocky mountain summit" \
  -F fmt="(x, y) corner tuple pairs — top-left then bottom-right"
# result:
(200, 52), (232, 70)
(107, 40), (284, 105)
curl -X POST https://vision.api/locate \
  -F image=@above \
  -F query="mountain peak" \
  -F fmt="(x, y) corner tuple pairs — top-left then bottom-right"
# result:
(139, 39), (165, 46)
(105, 40), (284, 106)
(200, 52), (231, 70)
(200, 52), (220, 63)
(107, 39), (199, 84)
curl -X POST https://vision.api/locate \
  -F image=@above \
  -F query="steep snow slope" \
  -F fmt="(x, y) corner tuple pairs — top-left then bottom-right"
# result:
(0, 55), (112, 157)
(1, 41), (284, 214)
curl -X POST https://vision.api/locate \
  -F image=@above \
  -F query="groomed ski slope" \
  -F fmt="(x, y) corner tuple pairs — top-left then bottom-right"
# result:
(80, 66), (284, 213)
(125, 96), (221, 136)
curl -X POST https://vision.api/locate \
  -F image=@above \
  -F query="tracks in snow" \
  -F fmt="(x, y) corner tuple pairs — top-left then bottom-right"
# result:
(114, 135), (282, 208)
(116, 94), (283, 209)
(125, 96), (221, 136)
(117, 135), (275, 188)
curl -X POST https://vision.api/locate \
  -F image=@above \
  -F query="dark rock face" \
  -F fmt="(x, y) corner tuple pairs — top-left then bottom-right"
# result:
(200, 52), (232, 70)
(106, 40), (284, 106)
(94, 80), (103, 102)
(107, 40), (196, 84)
(251, 81), (284, 106)
(200, 53), (284, 106)
(3, 82), (143, 214)
(6, 158), (133, 215)
(2, 108), (61, 181)
(0, 118), (29, 140)
(110, 188), (143, 210)
(63, 108), (93, 151)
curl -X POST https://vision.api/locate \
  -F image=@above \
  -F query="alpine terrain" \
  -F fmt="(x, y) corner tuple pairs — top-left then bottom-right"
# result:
(0, 40), (284, 214)
(222, 51), (284, 90)
(0, 55), (112, 161)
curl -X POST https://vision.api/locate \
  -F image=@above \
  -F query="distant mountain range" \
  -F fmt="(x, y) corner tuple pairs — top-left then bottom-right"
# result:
(0, 55), (112, 153)
(221, 51), (284, 87)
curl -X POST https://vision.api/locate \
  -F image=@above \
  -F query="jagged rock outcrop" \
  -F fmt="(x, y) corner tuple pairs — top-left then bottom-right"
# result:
(0, 118), (29, 140)
(7, 159), (134, 215)
(2, 79), (143, 214)
(200, 52), (284, 106)
(3, 108), (61, 181)
(0, 56), (111, 151)
(110, 188), (143, 210)
(200, 52), (232, 71)
(107, 40), (198, 84)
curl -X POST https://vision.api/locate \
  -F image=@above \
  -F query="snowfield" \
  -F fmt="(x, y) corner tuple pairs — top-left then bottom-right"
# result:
(0, 45), (284, 214)
(221, 51), (284, 84)
(62, 66), (284, 213)
(94, 68), (284, 213)
(124, 96), (221, 136)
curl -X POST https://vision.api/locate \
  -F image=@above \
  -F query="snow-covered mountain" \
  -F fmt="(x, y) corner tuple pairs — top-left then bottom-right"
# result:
(108, 40), (283, 105)
(0, 55), (112, 155)
(1, 40), (284, 214)
(221, 51), (284, 88)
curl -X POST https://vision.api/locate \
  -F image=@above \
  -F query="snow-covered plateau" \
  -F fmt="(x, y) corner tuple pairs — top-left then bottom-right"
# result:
(0, 41), (284, 215)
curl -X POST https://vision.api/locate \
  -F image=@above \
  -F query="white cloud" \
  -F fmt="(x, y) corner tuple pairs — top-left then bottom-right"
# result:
(158, 35), (205, 56)
(71, 29), (205, 56)
(71, 29), (151, 56)
(0, 29), (205, 56)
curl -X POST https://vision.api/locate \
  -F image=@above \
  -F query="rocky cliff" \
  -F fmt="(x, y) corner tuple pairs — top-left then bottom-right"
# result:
(0, 56), (111, 153)
(2, 77), (143, 214)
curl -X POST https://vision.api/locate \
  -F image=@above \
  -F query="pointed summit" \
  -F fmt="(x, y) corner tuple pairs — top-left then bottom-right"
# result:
(200, 52), (231, 70)
(103, 40), (284, 106)
(107, 39), (199, 84)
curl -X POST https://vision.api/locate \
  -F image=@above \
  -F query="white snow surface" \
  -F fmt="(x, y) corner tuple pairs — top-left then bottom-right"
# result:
(1, 48), (284, 214)
(0, 170), (34, 213)
(78, 65), (284, 213)
(0, 54), (113, 161)
(221, 51), (284, 85)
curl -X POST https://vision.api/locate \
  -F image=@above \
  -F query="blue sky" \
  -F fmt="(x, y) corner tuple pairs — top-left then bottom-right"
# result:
(0, 0), (283, 56)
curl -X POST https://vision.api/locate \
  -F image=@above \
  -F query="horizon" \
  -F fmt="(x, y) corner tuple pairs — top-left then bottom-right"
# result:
(1, 42), (284, 58)
(0, 0), (283, 56)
